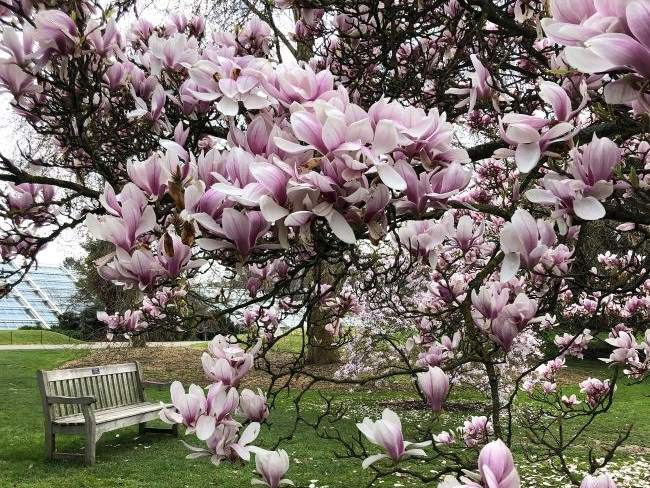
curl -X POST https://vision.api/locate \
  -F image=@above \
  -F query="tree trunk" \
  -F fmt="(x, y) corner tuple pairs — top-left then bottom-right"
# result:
(306, 304), (340, 365)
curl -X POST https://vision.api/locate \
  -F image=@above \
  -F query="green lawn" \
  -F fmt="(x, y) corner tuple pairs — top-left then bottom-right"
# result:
(0, 350), (648, 488)
(0, 330), (81, 345)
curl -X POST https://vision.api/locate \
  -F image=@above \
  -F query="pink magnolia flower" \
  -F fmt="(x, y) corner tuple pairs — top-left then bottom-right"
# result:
(395, 161), (471, 213)
(160, 381), (207, 434)
(460, 415), (492, 447)
(563, 3), (650, 79)
(477, 439), (521, 488)
(127, 153), (171, 199)
(580, 474), (617, 488)
(447, 215), (484, 252)
(187, 56), (268, 115)
(239, 388), (269, 422)
(128, 84), (167, 123)
(183, 422), (260, 465)
(103, 62), (128, 90)
(0, 62), (37, 98)
(147, 33), (198, 74)
(436, 441), (519, 487)
(86, 183), (156, 251)
(446, 54), (499, 113)
(235, 18), (274, 56)
(250, 448), (293, 488)
(561, 394), (581, 407)
(417, 366), (450, 412)
(368, 100), (469, 164)
(397, 219), (448, 263)
(499, 209), (557, 281)
(194, 382), (240, 440)
(196, 208), (270, 256)
(555, 329), (593, 358)
(274, 100), (371, 157)
(497, 114), (576, 173)
(157, 232), (202, 277)
(202, 354), (252, 387)
(489, 293), (539, 351)
(471, 285), (510, 321)
(207, 335), (261, 364)
(262, 63), (334, 107)
(579, 377), (612, 408)
(541, 0), (618, 47)
(6, 183), (54, 220)
(97, 309), (146, 339)
(32, 9), (79, 58)
(98, 248), (165, 290)
(85, 19), (122, 56)
(433, 430), (455, 446)
(525, 173), (609, 226)
(539, 80), (589, 122)
(568, 135), (621, 197)
(601, 327), (639, 365)
(537, 358), (566, 382)
(356, 408), (431, 468)
(418, 344), (450, 367)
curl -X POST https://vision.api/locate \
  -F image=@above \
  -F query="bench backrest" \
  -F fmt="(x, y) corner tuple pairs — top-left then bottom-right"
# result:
(37, 362), (145, 419)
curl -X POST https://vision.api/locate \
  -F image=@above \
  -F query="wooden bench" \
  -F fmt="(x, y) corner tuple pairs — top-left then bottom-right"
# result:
(37, 362), (177, 465)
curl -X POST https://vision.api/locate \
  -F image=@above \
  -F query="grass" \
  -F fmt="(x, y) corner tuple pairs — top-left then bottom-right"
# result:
(0, 330), (81, 345)
(0, 349), (648, 488)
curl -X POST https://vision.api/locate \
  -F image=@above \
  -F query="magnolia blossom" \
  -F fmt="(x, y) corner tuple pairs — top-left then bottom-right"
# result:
(160, 381), (207, 435)
(86, 184), (156, 251)
(356, 408), (431, 469)
(569, 135), (621, 196)
(182, 422), (260, 465)
(476, 440), (521, 488)
(602, 327), (639, 365)
(417, 366), (450, 412)
(555, 329), (593, 358)
(497, 114), (575, 173)
(433, 430), (455, 446)
(460, 416), (492, 447)
(439, 439), (520, 488)
(580, 474), (618, 488)
(561, 394), (581, 408)
(579, 377), (612, 408)
(499, 209), (557, 281)
(239, 388), (269, 422)
(446, 54), (499, 113)
(251, 448), (292, 488)
(201, 336), (261, 387)
(471, 285), (539, 351)
(97, 310), (146, 339)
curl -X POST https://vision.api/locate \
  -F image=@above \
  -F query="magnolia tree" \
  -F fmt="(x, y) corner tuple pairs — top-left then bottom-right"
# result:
(1, 0), (650, 486)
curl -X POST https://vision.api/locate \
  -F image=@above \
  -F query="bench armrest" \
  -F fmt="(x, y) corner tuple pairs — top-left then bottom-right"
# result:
(47, 395), (96, 405)
(142, 380), (172, 390)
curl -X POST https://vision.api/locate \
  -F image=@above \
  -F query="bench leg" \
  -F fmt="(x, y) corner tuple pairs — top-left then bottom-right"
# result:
(44, 428), (55, 461)
(84, 424), (97, 465)
(139, 422), (146, 435)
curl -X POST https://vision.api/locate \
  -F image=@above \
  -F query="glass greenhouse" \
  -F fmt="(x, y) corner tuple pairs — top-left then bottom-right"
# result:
(0, 264), (78, 329)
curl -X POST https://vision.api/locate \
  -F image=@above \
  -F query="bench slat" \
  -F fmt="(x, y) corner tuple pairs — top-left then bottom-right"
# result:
(52, 402), (169, 426)
(44, 363), (138, 382)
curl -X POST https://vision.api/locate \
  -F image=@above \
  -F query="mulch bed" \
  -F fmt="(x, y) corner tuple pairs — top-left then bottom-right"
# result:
(62, 346), (357, 391)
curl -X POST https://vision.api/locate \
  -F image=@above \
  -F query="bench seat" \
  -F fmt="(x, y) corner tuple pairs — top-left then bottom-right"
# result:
(53, 402), (170, 426)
